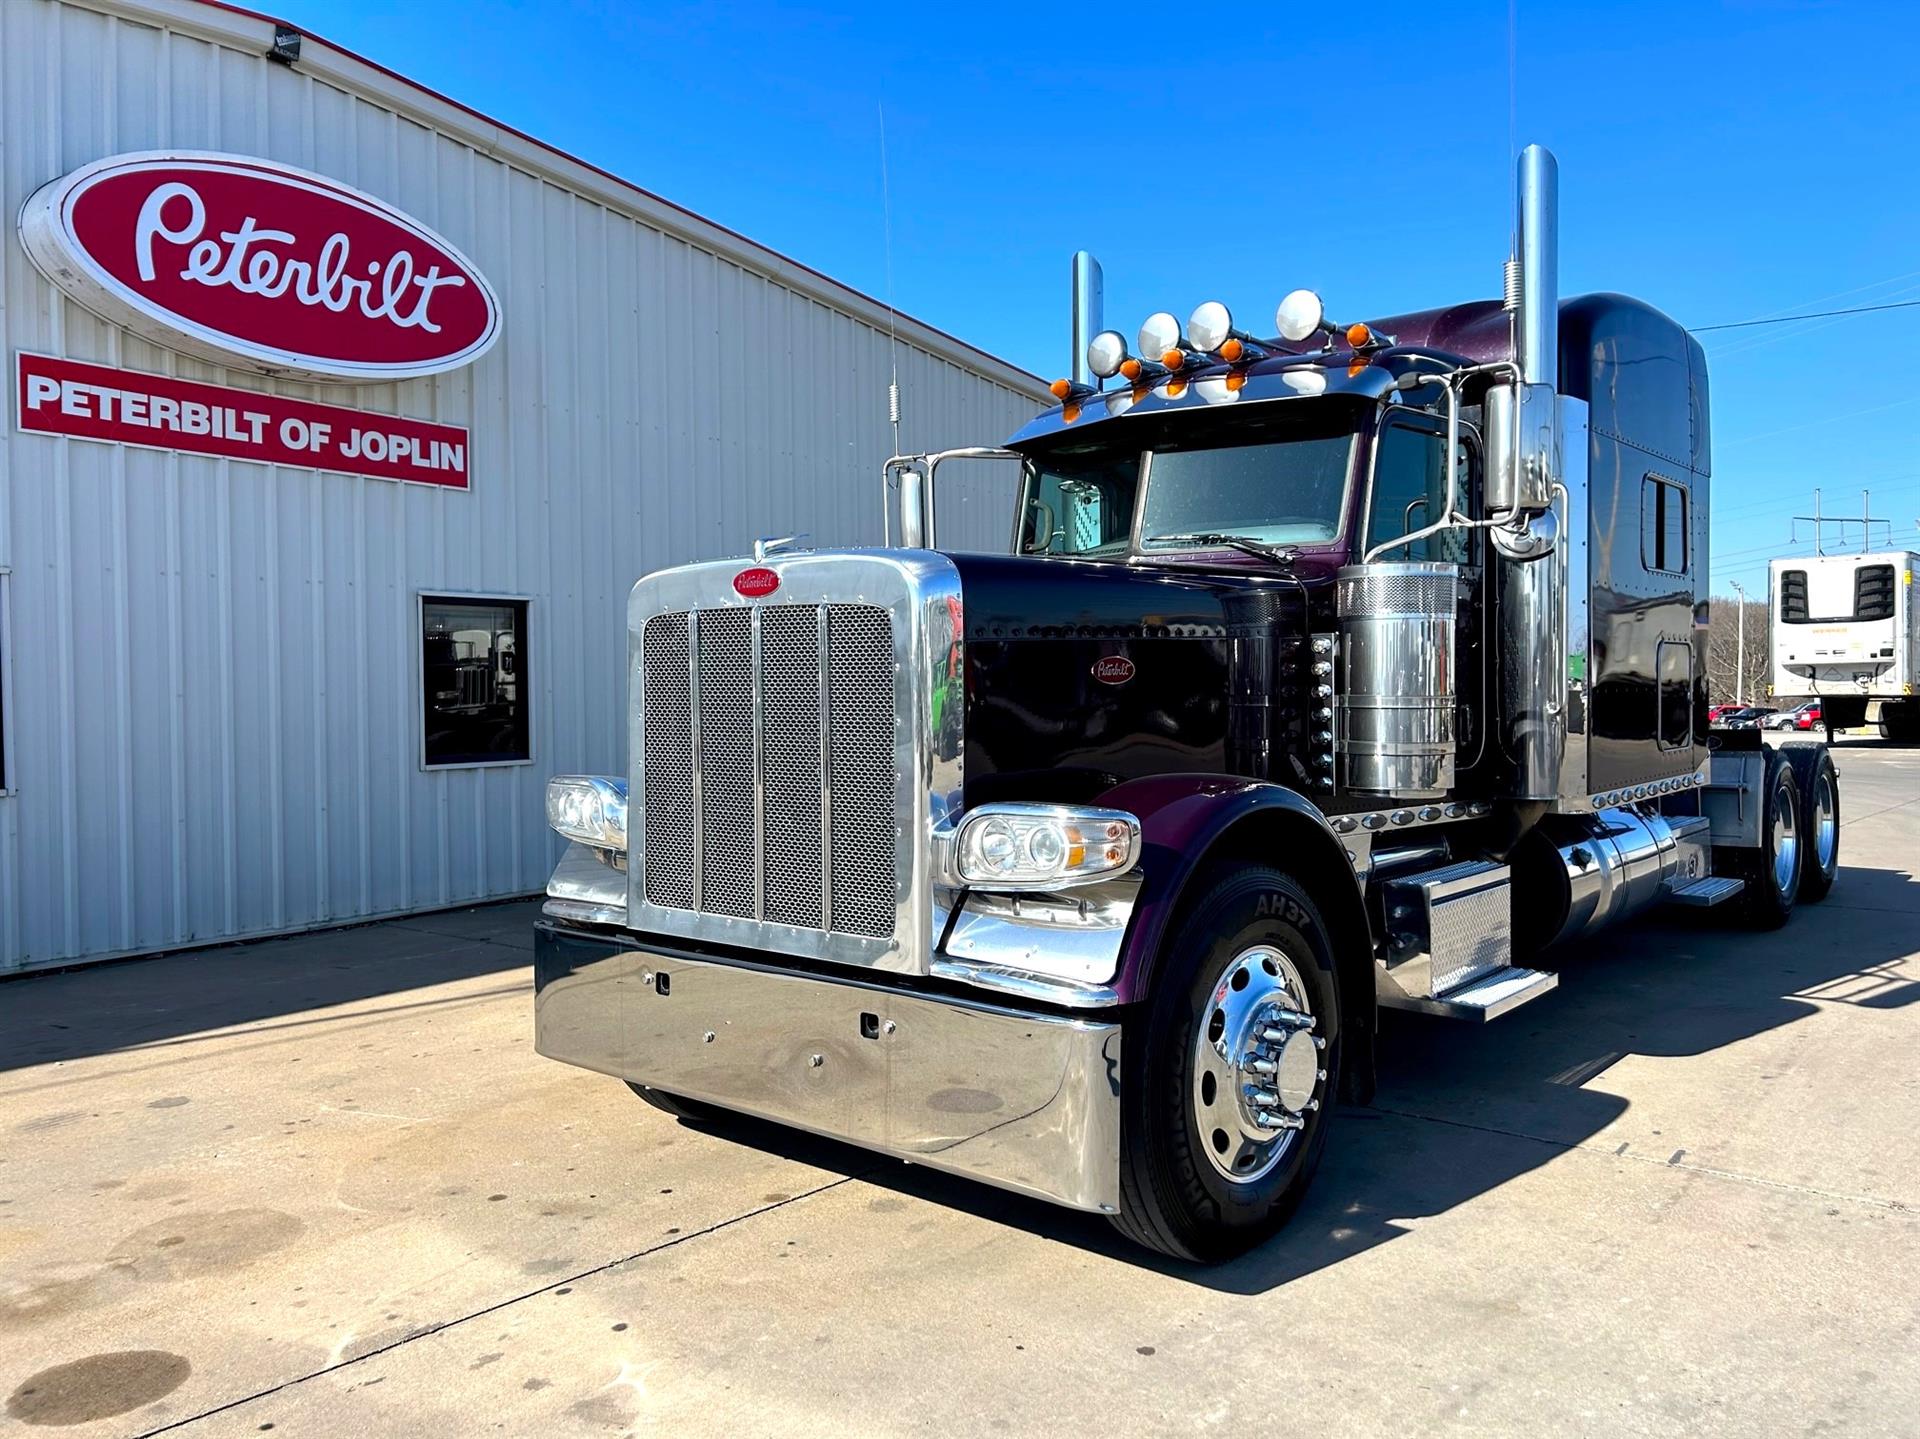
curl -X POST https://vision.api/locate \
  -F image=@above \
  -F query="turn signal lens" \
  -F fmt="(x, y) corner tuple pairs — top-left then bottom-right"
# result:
(1345, 322), (1373, 348)
(546, 775), (629, 851)
(1159, 348), (1185, 369)
(1119, 357), (1144, 380)
(1219, 337), (1245, 362)
(1050, 377), (1073, 400)
(944, 803), (1141, 890)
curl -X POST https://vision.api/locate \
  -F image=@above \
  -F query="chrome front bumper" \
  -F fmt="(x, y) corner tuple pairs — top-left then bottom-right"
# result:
(534, 920), (1123, 1213)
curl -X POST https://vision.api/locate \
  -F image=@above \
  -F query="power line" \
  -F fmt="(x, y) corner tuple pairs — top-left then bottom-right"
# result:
(1693, 298), (1920, 334)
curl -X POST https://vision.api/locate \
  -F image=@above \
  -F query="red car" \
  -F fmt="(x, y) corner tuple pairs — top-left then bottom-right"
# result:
(1766, 701), (1822, 731)
(1708, 703), (1743, 723)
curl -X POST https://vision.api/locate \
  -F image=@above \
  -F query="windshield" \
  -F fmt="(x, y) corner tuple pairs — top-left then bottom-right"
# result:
(1140, 431), (1353, 551)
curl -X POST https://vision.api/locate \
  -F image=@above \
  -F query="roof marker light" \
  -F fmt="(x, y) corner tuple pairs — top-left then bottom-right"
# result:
(1050, 377), (1074, 400)
(1188, 300), (1235, 353)
(1086, 329), (1130, 380)
(1275, 289), (1326, 342)
(1137, 311), (1182, 359)
(1345, 322), (1374, 348)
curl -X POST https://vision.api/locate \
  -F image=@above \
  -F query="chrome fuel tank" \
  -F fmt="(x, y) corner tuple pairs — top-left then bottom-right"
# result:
(1337, 561), (1459, 800)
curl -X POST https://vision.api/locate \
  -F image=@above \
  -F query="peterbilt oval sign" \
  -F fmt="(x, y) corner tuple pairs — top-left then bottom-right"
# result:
(18, 151), (501, 383)
(732, 567), (781, 598)
(1092, 655), (1135, 685)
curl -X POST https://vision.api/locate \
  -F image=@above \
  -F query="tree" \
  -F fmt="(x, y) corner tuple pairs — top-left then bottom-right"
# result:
(1705, 595), (1767, 705)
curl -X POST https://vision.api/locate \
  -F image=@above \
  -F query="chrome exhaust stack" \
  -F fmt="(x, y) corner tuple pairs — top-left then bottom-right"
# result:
(1070, 250), (1103, 390)
(1492, 144), (1570, 803)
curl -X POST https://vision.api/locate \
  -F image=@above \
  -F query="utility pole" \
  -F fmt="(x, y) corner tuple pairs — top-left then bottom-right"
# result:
(1792, 486), (1892, 554)
(1729, 579), (1748, 704)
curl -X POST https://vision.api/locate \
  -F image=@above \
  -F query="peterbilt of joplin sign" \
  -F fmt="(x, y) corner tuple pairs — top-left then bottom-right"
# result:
(19, 151), (501, 382)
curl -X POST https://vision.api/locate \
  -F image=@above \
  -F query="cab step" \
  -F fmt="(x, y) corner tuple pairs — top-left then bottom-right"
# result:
(1667, 875), (1746, 908)
(1379, 966), (1559, 1022)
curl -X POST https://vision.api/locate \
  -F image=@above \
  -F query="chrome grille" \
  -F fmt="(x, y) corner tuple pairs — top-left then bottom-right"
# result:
(639, 601), (898, 939)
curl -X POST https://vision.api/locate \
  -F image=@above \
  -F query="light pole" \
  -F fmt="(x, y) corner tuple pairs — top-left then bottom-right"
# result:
(1729, 579), (1749, 704)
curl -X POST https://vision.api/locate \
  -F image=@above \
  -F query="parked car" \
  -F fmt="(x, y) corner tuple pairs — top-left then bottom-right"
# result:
(1719, 706), (1776, 729)
(1708, 703), (1743, 724)
(1767, 702), (1823, 731)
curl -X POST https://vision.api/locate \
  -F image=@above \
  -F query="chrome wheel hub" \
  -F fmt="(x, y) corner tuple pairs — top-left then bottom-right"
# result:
(1191, 945), (1324, 1183)
(1771, 780), (1799, 895)
(1813, 771), (1837, 871)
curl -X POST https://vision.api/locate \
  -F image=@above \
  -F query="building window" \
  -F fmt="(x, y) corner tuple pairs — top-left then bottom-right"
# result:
(1641, 475), (1689, 575)
(421, 595), (530, 767)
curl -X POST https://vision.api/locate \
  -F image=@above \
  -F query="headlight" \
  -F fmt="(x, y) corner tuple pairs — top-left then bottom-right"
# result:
(546, 775), (628, 851)
(1187, 300), (1233, 353)
(1275, 288), (1325, 342)
(942, 803), (1140, 890)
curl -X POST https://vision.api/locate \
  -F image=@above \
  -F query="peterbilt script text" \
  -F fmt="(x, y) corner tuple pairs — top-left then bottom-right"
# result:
(135, 182), (468, 333)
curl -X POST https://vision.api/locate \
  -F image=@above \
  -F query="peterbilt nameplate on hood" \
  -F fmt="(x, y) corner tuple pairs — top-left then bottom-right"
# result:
(19, 151), (502, 382)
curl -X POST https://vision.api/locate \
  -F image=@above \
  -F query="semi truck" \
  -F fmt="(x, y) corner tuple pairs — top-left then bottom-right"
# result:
(533, 147), (1842, 1261)
(1770, 551), (1920, 741)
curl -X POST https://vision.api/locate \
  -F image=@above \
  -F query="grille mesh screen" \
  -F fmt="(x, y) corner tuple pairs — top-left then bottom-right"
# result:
(641, 614), (695, 909)
(639, 601), (897, 941)
(827, 606), (898, 938)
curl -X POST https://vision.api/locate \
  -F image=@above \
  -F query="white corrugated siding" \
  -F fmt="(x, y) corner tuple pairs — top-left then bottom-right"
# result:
(0, 0), (1044, 971)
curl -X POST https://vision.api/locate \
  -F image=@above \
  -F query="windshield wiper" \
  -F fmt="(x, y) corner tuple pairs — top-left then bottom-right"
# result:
(1144, 532), (1300, 565)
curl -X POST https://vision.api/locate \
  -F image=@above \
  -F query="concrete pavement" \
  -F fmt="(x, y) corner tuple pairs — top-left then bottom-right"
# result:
(3, 739), (1916, 1436)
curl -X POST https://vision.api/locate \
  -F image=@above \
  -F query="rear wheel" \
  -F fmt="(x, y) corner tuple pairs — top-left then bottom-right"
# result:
(1783, 745), (1839, 901)
(626, 1082), (722, 1123)
(1731, 749), (1802, 929)
(1110, 866), (1342, 1263)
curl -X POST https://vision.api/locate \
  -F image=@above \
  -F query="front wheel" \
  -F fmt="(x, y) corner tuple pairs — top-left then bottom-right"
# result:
(626, 1081), (723, 1123)
(1110, 866), (1342, 1263)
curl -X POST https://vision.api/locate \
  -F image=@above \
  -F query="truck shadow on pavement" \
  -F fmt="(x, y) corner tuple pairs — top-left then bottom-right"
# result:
(689, 863), (1917, 1293)
(0, 900), (541, 1074)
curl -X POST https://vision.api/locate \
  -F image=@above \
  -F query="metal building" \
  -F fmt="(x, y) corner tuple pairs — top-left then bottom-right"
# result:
(0, 0), (1044, 972)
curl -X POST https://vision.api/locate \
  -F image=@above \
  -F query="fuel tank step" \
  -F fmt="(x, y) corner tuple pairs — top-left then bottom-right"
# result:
(1666, 875), (1746, 908)
(1378, 966), (1559, 1022)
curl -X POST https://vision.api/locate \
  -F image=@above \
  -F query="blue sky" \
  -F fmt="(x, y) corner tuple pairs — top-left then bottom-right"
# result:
(301, 0), (1920, 598)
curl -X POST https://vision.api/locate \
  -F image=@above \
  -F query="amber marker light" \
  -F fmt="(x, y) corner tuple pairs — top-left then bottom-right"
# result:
(1159, 349), (1186, 370)
(1219, 338), (1245, 362)
(1050, 377), (1073, 400)
(1346, 322), (1373, 348)
(1120, 357), (1144, 380)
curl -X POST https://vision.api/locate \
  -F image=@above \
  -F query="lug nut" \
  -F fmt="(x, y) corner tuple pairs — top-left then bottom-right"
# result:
(1256, 1111), (1306, 1132)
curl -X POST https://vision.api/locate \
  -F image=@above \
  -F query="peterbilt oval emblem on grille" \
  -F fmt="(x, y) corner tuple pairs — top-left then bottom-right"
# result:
(1092, 655), (1135, 685)
(732, 567), (780, 598)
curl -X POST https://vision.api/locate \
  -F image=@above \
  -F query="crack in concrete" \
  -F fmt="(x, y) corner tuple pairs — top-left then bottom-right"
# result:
(1365, 1103), (1911, 1213)
(128, 1174), (865, 1437)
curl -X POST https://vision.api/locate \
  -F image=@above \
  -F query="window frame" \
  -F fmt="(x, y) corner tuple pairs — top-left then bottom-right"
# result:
(416, 590), (535, 772)
(1641, 473), (1691, 576)
(1129, 425), (1362, 560)
(1359, 407), (1482, 564)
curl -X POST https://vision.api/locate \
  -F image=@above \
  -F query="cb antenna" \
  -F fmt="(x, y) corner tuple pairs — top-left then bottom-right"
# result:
(878, 100), (901, 458)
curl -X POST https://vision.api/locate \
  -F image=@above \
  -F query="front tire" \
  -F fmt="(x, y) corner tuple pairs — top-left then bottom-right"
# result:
(626, 1081), (722, 1123)
(1110, 866), (1343, 1263)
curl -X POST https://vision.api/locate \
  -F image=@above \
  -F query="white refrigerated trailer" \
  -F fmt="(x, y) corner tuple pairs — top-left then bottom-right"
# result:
(1770, 552), (1920, 739)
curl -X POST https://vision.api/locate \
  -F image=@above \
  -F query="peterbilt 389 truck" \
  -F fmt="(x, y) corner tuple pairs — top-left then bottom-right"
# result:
(1770, 551), (1920, 741)
(533, 147), (1842, 1261)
